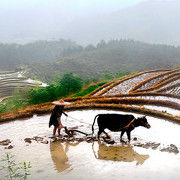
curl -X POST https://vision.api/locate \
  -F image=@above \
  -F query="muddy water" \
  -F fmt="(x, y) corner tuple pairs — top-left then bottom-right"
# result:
(0, 110), (180, 180)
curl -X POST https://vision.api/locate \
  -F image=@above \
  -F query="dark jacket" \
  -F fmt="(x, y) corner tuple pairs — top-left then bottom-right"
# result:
(49, 105), (67, 127)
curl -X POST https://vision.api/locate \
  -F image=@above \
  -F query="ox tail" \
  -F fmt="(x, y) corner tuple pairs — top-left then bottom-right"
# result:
(92, 114), (99, 135)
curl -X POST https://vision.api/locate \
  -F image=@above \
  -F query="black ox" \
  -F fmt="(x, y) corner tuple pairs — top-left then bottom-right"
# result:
(92, 114), (151, 142)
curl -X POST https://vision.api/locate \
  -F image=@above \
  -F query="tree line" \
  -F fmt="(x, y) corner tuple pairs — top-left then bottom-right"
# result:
(0, 39), (180, 83)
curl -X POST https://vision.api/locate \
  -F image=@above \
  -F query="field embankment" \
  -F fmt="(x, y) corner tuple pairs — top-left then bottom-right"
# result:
(0, 68), (179, 124)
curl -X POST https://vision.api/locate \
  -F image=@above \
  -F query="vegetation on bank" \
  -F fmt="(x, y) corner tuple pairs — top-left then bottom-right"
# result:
(0, 100), (179, 124)
(0, 72), (83, 113)
(28, 72), (83, 104)
(71, 82), (107, 98)
(77, 97), (180, 110)
(0, 152), (31, 180)
(0, 70), (125, 114)
(0, 68), (179, 124)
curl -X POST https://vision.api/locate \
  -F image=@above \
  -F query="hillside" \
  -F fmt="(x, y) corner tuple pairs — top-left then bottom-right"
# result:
(0, 39), (80, 70)
(26, 40), (180, 82)
(1, 39), (180, 83)
(62, 0), (180, 45)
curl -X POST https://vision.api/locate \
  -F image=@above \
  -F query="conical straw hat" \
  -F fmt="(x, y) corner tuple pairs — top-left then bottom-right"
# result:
(52, 99), (71, 106)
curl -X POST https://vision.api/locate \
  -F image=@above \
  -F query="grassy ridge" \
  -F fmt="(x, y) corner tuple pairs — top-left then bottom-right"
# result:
(76, 98), (180, 110)
(71, 82), (107, 98)
(0, 102), (179, 124)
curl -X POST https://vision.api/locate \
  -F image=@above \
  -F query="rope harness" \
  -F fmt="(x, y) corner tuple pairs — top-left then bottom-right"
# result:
(123, 117), (136, 129)
(64, 115), (92, 136)
(67, 115), (91, 125)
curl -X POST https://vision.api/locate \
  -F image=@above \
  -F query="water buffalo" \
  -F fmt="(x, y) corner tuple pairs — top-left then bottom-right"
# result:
(92, 114), (151, 142)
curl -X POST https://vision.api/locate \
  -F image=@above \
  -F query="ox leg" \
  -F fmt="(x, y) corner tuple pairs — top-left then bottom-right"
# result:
(120, 130), (126, 142)
(97, 128), (104, 139)
(126, 131), (131, 142)
(103, 131), (110, 139)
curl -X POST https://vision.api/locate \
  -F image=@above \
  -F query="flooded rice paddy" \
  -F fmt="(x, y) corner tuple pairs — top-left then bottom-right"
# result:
(0, 110), (180, 180)
(115, 95), (180, 104)
(103, 72), (161, 96)
(163, 87), (180, 95)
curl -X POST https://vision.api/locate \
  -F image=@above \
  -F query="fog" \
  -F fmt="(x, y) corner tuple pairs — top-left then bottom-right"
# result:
(0, 0), (144, 43)
(1, 0), (179, 45)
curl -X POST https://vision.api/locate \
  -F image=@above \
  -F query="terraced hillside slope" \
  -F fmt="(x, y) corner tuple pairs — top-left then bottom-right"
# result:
(0, 71), (47, 100)
(75, 68), (180, 119)
(62, 68), (180, 122)
(0, 68), (179, 124)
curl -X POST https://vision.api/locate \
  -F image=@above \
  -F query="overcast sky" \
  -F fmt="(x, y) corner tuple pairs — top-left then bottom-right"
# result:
(0, 0), (178, 44)
(0, 0), (146, 19)
(1, 0), (145, 10)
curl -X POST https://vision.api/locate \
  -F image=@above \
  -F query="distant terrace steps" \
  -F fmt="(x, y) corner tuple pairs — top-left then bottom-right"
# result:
(91, 69), (169, 96)
(88, 68), (180, 97)
(129, 71), (180, 92)
(133, 75), (180, 94)
(0, 70), (46, 98)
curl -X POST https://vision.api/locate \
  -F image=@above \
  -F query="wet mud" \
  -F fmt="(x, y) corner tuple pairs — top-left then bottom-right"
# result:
(0, 110), (180, 180)
(1, 134), (179, 154)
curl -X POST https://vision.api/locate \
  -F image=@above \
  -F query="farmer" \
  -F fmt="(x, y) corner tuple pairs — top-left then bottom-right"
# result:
(49, 99), (70, 136)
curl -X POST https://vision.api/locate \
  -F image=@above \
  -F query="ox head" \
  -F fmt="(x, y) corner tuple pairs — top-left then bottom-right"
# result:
(137, 116), (151, 129)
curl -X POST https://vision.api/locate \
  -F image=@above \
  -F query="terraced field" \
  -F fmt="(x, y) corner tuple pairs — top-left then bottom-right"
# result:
(0, 68), (179, 124)
(67, 68), (180, 123)
(0, 71), (47, 99)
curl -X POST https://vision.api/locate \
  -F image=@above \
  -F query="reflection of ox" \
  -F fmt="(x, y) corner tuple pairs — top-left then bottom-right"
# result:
(92, 114), (151, 142)
(93, 141), (149, 165)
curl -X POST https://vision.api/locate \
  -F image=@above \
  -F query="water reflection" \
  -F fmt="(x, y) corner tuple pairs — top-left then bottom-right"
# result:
(93, 141), (149, 165)
(50, 141), (80, 172)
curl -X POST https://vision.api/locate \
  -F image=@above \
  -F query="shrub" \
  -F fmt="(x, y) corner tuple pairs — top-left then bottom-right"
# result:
(60, 72), (83, 95)
(103, 72), (114, 80)
(0, 152), (31, 180)
(28, 72), (83, 104)
(115, 71), (130, 77)
(72, 81), (107, 98)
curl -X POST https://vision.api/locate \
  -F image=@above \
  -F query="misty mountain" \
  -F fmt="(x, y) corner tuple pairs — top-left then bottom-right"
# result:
(61, 0), (180, 45)
(1, 0), (180, 45)
(0, 40), (81, 70)
(25, 39), (180, 83)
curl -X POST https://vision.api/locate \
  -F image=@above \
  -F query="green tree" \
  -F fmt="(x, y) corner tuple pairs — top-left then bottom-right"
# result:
(28, 72), (83, 105)
(60, 72), (83, 95)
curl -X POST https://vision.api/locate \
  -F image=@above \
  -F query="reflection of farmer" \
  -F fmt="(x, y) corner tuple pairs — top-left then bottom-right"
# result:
(49, 99), (70, 136)
(50, 142), (70, 172)
(94, 141), (149, 165)
(50, 141), (80, 172)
